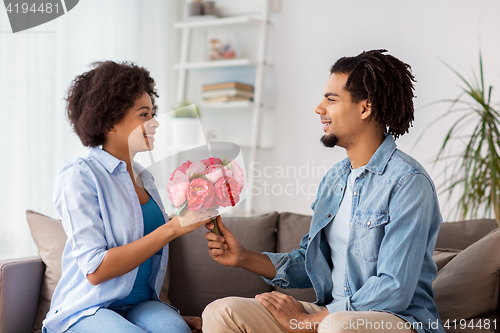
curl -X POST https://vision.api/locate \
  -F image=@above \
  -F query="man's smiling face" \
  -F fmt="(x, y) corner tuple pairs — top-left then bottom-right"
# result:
(315, 73), (368, 149)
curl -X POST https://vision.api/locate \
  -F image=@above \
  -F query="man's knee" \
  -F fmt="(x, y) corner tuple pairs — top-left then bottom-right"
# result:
(203, 297), (259, 333)
(202, 297), (246, 323)
(319, 311), (361, 333)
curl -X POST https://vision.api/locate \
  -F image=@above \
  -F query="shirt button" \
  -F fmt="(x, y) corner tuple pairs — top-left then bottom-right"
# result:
(367, 221), (371, 226)
(340, 187), (343, 191)
(308, 237), (311, 241)
(327, 214), (332, 218)
(344, 286), (347, 291)
(353, 192), (357, 196)
(307, 268), (311, 272)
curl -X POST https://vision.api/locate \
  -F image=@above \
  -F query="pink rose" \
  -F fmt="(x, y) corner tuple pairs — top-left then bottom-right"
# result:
(204, 164), (233, 183)
(201, 157), (223, 167)
(187, 178), (215, 210)
(169, 160), (193, 181)
(186, 161), (208, 178)
(168, 170), (190, 207)
(214, 177), (242, 207)
(230, 161), (245, 187)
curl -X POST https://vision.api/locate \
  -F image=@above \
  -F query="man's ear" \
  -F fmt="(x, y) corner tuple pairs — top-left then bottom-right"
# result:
(360, 100), (372, 120)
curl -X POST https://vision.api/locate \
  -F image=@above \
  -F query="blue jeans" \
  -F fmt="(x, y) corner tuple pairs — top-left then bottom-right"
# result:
(64, 300), (191, 333)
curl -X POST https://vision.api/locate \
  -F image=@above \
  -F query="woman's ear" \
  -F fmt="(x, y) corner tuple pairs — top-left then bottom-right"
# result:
(360, 100), (372, 120)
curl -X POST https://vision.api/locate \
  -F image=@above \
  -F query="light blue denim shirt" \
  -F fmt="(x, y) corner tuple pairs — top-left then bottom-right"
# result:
(263, 136), (446, 333)
(42, 148), (173, 333)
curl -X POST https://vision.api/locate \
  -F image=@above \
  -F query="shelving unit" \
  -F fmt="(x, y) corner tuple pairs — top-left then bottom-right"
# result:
(174, 0), (272, 215)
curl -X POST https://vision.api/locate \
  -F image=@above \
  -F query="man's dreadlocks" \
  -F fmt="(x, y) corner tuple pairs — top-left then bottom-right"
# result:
(330, 49), (416, 139)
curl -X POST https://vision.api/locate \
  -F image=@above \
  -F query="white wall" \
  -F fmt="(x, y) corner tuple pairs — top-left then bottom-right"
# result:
(250, 0), (500, 221)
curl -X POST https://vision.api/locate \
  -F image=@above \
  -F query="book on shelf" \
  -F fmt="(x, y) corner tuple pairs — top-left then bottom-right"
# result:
(202, 88), (254, 99)
(203, 96), (252, 103)
(202, 81), (254, 92)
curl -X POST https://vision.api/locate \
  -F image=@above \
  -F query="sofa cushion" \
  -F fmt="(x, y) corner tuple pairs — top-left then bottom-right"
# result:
(433, 228), (500, 322)
(275, 212), (317, 302)
(26, 210), (67, 333)
(435, 219), (498, 250)
(168, 212), (279, 317)
(432, 249), (461, 272)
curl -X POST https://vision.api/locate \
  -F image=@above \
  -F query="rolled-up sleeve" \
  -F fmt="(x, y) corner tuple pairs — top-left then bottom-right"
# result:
(53, 162), (108, 276)
(262, 233), (312, 289)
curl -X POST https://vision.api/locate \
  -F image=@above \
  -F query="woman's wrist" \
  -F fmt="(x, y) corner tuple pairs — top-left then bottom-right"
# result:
(163, 216), (181, 240)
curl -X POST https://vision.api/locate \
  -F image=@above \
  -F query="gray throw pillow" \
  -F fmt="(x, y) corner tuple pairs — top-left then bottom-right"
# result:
(433, 227), (500, 322)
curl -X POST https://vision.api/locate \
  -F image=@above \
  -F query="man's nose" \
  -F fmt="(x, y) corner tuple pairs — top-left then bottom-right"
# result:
(315, 102), (326, 115)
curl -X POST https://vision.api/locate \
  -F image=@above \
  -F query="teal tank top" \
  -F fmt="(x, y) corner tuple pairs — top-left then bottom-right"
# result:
(110, 194), (164, 306)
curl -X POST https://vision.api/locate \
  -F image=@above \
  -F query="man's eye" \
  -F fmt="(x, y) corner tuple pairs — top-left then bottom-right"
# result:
(328, 98), (335, 102)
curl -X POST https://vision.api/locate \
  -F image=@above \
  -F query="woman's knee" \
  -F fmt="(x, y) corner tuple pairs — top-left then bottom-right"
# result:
(126, 301), (190, 333)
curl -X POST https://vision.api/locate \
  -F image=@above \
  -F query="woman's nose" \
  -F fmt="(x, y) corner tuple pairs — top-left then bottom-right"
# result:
(149, 117), (159, 128)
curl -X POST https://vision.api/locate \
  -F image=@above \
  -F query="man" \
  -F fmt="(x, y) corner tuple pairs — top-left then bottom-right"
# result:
(202, 49), (445, 333)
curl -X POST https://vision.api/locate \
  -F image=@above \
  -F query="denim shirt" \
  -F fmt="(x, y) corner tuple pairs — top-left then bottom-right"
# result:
(263, 136), (446, 333)
(42, 148), (173, 333)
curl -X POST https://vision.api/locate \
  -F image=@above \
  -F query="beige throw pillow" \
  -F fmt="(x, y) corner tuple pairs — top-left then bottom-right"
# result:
(26, 210), (67, 333)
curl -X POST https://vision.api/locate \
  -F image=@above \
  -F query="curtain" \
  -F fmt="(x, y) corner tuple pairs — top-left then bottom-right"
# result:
(0, 0), (180, 260)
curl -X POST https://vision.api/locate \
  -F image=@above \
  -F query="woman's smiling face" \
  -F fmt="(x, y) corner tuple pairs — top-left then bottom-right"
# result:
(107, 92), (159, 155)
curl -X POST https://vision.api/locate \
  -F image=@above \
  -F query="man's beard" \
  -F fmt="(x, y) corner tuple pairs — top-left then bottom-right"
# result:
(320, 133), (339, 147)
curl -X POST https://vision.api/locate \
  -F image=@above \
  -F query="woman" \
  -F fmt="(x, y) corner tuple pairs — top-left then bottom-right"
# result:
(42, 61), (216, 333)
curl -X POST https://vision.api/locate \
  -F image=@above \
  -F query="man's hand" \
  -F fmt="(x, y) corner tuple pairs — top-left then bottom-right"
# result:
(182, 315), (202, 333)
(256, 291), (318, 333)
(205, 216), (246, 267)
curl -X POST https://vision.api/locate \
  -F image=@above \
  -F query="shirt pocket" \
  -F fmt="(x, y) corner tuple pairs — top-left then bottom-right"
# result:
(353, 211), (389, 262)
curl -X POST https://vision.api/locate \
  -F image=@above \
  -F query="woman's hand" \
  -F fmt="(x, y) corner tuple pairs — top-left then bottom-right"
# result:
(169, 206), (219, 239)
(183, 315), (202, 333)
(205, 216), (247, 267)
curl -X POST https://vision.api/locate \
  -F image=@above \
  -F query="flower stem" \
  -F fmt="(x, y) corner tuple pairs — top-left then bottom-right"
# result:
(211, 218), (221, 236)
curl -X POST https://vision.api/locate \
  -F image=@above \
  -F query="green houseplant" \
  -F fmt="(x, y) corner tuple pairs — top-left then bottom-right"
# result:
(169, 102), (202, 147)
(429, 52), (500, 225)
(170, 101), (200, 118)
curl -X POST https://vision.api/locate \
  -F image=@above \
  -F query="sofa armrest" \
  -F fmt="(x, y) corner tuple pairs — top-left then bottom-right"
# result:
(0, 257), (45, 333)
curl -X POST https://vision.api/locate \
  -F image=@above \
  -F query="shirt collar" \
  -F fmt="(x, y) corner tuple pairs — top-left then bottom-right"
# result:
(337, 135), (397, 177)
(88, 147), (155, 182)
(89, 147), (123, 173)
(364, 134), (397, 175)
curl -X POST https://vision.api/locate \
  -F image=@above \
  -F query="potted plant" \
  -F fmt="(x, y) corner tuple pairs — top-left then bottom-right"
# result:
(425, 52), (500, 225)
(169, 102), (202, 147)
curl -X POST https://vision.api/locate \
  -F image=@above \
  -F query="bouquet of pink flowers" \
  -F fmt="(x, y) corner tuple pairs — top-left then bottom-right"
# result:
(167, 155), (245, 234)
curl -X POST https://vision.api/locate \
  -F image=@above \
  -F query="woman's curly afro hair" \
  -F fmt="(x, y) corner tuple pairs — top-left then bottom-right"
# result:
(65, 61), (159, 147)
(331, 49), (416, 139)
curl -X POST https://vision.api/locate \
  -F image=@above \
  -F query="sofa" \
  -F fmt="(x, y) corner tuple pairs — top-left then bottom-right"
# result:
(0, 211), (499, 333)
